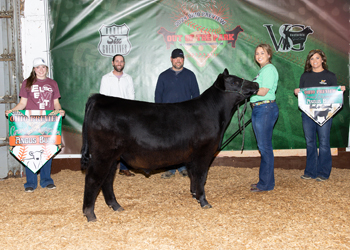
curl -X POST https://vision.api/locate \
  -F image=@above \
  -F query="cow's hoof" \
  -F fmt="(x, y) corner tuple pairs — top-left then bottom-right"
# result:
(202, 204), (212, 209)
(83, 208), (97, 222)
(116, 206), (124, 212)
(109, 204), (124, 212)
(85, 214), (97, 222)
(87, 217), (97, 222)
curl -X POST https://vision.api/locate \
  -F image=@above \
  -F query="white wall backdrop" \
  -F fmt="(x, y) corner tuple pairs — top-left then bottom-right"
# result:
(21, 0), (49, 79)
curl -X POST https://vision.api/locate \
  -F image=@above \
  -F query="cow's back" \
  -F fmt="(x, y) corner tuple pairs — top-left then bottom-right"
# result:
(85, 92), (226, 169)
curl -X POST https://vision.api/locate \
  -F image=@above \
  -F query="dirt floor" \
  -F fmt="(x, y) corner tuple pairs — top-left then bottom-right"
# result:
(0, 152), (350, 249)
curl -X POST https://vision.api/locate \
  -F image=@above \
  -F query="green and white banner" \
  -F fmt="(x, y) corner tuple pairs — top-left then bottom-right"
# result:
(49, 0), (349, 152)
(298, 87), (343, 126)
(8, 110), (62, 173)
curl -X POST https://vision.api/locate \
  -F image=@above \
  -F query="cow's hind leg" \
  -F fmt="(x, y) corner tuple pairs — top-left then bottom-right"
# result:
(83, 171), (99, 222)
(83, 156), (115, 222)
(101, 161), (124, 212)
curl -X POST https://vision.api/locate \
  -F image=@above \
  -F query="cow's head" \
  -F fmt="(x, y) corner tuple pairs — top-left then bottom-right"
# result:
(217, 69), (259, 98)
(29, 150), (44, 161)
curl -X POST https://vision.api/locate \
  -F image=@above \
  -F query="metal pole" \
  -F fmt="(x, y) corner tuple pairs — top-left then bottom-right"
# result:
(347, 39), (350, 151)
(43, 0), (52, 77)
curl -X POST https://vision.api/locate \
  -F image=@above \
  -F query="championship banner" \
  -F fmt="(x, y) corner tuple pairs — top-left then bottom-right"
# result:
(298, 87), (343, 126)
(8, 110), (62, 173)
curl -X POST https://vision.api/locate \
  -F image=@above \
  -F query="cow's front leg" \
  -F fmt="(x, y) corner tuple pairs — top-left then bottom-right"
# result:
(195, 177), (212, 209)
(197, 190), (212, 209)
(101, 161), (124, 212)
(186, 165), (197, 199)
(192, 163), (212, 209)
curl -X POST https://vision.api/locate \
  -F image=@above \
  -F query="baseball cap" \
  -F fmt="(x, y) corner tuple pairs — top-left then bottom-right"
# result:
(171, 48), (184, 58)
(33, 57), (48, 67)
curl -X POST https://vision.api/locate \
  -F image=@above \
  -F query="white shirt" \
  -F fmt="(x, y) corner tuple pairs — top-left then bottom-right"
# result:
(99, 71), (135, 100)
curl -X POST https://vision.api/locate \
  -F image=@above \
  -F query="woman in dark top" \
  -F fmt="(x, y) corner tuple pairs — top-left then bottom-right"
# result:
(294, 49), (345, 181)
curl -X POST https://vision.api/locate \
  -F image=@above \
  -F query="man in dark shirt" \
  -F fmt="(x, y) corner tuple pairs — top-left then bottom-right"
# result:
(155, 48), (200, 179)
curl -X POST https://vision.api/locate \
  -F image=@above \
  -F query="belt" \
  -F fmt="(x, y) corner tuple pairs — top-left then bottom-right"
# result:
(250, 100), (275, 108)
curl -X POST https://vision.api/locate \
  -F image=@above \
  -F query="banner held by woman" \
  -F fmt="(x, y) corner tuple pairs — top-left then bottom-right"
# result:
(298, 86), (343, 126)
(8, 110), (62, 173)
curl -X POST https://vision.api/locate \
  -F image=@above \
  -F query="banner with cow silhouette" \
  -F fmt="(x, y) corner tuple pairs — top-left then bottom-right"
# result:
(298, 87), (343, 126)
(8, 110), (62, 173)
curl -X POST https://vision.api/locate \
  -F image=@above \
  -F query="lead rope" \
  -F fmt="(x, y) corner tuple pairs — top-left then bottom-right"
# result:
(219, 99), (249, 152)
(237, 99), (248, 153)
(215, 79), (250, 152)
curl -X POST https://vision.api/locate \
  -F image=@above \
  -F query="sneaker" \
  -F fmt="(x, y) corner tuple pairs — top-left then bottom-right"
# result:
(25, 187), (34, 193)
(45, 184), (56, 190)
(316, 176), (327, 182)
(250, 187), (265, 192)
(161, 171), (175, 179)
(301, 174), (312, 180)
(179, 170), (188, 177)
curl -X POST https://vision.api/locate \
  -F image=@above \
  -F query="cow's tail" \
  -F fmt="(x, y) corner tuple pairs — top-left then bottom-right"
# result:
(81, 95), (95, 170)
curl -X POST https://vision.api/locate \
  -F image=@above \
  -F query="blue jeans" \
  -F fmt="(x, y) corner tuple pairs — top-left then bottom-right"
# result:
(168, 166), (186, 174)
(120, 162), (129, 171)
(302, 113), (332, 179)
(24, 158), (54, 189)
(252, 102), (279, 191)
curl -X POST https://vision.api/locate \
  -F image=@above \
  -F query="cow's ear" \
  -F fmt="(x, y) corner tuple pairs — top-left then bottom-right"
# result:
(223, 68), (229, 76)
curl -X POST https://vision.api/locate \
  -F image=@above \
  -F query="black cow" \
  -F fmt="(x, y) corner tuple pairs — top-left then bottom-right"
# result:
(314, 108), (331, 120)
(81, 69), (259, 222)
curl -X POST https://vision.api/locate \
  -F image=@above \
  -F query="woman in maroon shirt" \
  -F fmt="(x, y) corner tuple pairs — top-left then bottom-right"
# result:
(5, 58), (65, 192)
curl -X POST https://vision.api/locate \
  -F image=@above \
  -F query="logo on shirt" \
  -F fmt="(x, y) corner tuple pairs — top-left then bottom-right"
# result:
(264, 24), (313, 52)
(157, 0), (242, 71)
(98, 23), (132, 57)
(319, 80), (327, 85)
(32, 84), (53, 109)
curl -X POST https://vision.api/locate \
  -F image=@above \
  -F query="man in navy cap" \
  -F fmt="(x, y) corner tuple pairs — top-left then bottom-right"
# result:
(155, 48), (200, 179)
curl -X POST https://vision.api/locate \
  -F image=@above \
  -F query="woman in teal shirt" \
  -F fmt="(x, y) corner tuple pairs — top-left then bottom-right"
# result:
(250, 44), (279, 192)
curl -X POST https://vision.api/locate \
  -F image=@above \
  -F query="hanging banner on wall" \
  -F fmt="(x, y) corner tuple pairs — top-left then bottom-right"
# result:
(49, 0), (349, 152)
(298, 87), (343, 126)
(8, 110), (62, 173)
(157, 1), (243, 71)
